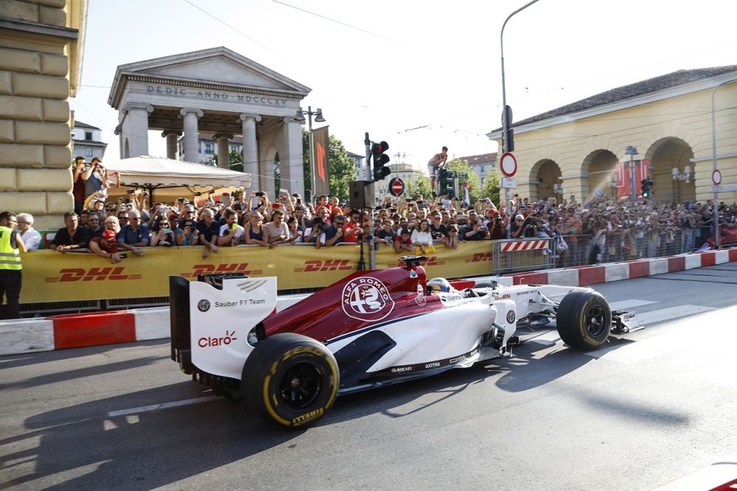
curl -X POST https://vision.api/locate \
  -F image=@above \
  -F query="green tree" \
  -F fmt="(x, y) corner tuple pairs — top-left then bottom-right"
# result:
(478, 171), (501, 207)
(302, 131), (356, 202)
(448, 157), (480, 203)
(406, 173), (432, 200)
(212, 148), (244, 172)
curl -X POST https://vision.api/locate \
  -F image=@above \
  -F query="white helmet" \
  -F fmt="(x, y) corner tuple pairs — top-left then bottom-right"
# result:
(427, 277), (452, 294)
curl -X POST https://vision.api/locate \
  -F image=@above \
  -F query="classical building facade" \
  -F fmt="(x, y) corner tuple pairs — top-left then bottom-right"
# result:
(0, 0), (87, 229)
(487, 66), (737, 205)
(71, 120), (106, 161)
(108, 47), (311, 198)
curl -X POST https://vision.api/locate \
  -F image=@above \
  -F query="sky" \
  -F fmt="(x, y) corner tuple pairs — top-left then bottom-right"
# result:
(71, 0), (737, 171)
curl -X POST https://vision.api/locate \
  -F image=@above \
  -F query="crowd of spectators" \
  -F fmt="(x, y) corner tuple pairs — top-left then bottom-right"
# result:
(11, 157), (737, 269)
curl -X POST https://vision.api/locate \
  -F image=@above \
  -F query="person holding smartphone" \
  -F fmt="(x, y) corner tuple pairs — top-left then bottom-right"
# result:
(218, 208), (244, 246)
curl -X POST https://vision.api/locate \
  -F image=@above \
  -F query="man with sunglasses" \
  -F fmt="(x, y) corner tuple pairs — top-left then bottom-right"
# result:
(117, 210), (148, 256)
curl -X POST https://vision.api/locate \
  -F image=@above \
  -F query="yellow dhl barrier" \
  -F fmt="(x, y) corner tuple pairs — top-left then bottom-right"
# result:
(19, 241), (527, 304)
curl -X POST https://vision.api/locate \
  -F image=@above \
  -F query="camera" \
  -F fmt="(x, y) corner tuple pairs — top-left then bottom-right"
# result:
(255, 192), (264, 197)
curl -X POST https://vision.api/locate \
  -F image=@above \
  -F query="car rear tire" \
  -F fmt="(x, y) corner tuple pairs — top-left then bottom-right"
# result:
(556, 290), (612, 350)
(242, 333), (339, 429)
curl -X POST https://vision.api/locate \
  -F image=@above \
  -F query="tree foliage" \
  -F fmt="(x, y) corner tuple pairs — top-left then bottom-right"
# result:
(447, 157), (480, 204)
(479, 172), (501, 207)
(406, 173), (432, 199)
(212, 148), (244, 172)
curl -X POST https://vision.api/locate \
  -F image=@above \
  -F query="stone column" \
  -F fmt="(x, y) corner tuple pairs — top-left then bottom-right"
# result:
(121, 103), (153, 158)
(280, 116), (305, 199)
(180, 108), (204, 162)
(162, 130), (182, 160)
(240, 113), (261, 187)
(213, 133), (233, 169)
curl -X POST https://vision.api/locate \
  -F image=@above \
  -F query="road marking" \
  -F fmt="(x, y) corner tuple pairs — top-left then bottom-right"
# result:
(107, 396), (219, 417)
(634, 304), (716, 326)
(609, 299), (657, 310)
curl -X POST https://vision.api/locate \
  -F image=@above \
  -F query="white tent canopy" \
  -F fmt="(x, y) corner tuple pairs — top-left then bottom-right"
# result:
(103, 156), (252, 189)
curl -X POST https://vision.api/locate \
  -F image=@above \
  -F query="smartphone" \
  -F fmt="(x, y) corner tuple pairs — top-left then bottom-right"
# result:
(255, 192), (264, 197)
(118, 253), (128, 259)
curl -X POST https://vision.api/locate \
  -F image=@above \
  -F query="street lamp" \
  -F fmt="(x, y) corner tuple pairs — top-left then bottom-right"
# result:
(500, 0), (539, 209)
(294, 106), (326, 202)
(625, 145), (638, 202)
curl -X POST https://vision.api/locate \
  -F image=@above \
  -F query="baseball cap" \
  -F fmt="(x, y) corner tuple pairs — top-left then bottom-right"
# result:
(102, 230), (117, 242)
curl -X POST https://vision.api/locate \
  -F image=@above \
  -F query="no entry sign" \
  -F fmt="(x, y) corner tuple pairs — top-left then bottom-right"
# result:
(500, 152), (517, 178)
(389, 177), (405, 196)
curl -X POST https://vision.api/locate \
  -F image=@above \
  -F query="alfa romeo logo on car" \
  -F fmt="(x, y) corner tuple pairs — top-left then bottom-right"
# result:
(342, 276), (395, 322)
(197, 299), (211, 312)
(506, 309), (516, 324)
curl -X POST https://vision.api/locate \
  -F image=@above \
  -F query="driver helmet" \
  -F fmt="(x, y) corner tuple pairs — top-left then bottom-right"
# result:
(427, 277), (452, 294)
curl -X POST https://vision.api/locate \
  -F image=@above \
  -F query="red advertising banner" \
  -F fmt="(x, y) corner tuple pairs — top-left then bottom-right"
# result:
(312, 126), (330, 196)
(614, 159), (650, 200)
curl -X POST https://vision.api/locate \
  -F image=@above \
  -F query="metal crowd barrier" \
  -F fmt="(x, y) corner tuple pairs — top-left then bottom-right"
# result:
(492, 238), (552, 275)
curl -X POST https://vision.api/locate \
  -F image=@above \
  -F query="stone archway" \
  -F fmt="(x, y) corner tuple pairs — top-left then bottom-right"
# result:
(582, 149), (619, 201)
(646, 137), (695, 203)
(530, 159), (562, 201)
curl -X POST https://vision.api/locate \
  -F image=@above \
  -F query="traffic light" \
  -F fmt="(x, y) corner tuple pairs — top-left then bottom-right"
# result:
(372, 141), (390, 181)
(641, 177), (653, 199)
(438, 169), (455, 198)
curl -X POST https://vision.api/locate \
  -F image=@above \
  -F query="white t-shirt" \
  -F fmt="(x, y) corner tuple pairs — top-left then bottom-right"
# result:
(219, 223), (245, 242)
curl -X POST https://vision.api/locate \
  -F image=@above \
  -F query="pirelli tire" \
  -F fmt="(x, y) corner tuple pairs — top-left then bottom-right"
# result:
(242, 333), (339, 429)
(556, 290), (612, 351)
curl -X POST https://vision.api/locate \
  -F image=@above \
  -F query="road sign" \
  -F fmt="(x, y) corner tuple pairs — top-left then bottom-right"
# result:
(500, 152), (517, 178)
(713, 169), (722, 186)
(501, 177), (517, 189)
(711, 183), (737, 193)
(388, 177), (405, 196)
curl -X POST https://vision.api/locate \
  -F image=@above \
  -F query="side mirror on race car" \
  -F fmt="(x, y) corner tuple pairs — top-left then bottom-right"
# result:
(399, 255), (426, 268)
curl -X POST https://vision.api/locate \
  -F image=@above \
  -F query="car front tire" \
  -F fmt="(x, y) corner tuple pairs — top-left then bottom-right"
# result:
(556, 290), (612, 350)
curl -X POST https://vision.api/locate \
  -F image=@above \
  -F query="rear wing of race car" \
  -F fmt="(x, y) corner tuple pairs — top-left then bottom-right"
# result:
(169, 274), (278, 380)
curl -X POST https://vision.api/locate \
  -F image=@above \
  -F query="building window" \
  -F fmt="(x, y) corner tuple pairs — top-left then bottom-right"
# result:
(85, 148), (93, 157)
(85, 132), (93, 141)
(204, 143), (213, 154)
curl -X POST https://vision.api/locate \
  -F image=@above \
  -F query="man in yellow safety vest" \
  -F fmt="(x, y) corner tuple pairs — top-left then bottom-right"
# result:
(0, 211), (26, 320)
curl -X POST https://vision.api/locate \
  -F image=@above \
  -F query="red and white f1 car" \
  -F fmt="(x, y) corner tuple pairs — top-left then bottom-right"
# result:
(169, 256), (641, 429)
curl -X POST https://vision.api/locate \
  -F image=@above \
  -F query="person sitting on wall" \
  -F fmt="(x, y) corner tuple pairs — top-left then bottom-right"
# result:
(117, 210), (149, 257)
(51, 211), (90, 253)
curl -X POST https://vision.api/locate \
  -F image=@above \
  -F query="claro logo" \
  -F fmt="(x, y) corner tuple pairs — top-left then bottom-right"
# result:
(182, 263), (263, 278)
(44, 267), (141, 283)
(394, 256), (445, 267)
(294, 259), (354, 273)
(464, 252), (493, 263)
(198, 330), (237, 348)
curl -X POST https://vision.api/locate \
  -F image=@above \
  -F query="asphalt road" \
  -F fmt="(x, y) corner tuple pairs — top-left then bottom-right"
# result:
(1, 263), (737, 491)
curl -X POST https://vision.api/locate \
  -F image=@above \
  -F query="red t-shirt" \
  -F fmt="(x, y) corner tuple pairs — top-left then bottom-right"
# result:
(342, 221), (361, 243)
(91, 236), (118, 253)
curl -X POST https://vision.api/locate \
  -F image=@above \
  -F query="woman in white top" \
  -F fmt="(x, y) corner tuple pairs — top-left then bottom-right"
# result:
(411, 219), (434, 255)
